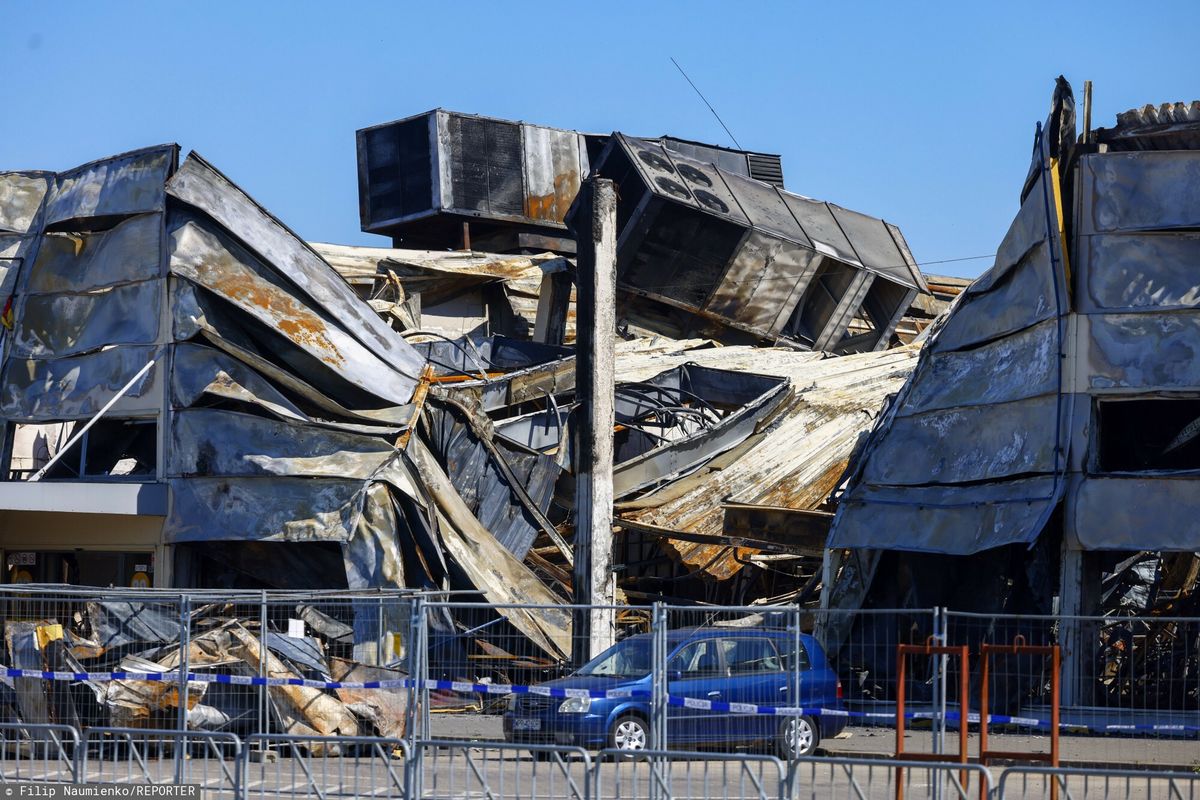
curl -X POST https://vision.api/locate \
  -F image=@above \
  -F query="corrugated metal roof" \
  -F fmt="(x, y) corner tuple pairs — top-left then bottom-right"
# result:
(612, 344), (920, 579)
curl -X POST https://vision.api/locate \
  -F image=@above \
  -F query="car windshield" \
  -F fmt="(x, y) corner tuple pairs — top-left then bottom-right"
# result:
(575, 637), (652, 678)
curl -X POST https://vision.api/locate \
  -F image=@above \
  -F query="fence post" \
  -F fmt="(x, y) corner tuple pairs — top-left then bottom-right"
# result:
(405, 594), (425, 800)
(650, 601), (668, 800)
(175, 592), (191, 785)
(258, 589), (268, 748)
(931, 607), (943, 757)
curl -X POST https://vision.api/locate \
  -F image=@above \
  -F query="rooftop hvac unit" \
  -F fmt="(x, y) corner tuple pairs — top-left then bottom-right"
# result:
(357, 110), (590, 251)
(576, 134), (928, 353)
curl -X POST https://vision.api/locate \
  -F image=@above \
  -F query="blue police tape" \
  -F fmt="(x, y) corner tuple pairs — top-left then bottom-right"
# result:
(5, 668), (1198, 735)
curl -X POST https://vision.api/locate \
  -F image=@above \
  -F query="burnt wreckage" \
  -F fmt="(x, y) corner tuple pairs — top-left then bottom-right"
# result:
(0, 105), (936, 708)
(827, 81), (1200, 720)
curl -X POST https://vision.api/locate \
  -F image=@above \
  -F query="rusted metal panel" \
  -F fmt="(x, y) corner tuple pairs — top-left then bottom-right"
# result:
(169, 214), (417, 405)
(166, 153), (425, 397)
(43, 144), (177, 226)
(522, 125), (585, 223)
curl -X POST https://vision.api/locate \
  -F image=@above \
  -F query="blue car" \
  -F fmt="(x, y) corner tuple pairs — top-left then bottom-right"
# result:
(503, 628), (845, 756)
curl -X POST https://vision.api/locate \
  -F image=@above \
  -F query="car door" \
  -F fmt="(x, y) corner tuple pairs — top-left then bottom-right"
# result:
(665, 637), (734, 748)
(719, 636), (788, 745)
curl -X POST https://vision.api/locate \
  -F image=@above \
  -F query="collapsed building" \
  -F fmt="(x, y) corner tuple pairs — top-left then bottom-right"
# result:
(0, 97), (1031, 746)
(826, 80), (1200, 721)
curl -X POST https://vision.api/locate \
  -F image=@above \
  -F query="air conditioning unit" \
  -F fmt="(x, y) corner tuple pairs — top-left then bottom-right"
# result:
(578, 134), (927, 353)
(357, 110), (590, 252)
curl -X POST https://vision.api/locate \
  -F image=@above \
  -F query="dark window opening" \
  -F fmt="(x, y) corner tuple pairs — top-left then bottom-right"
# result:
(782, 259), (858, 345)
(5, 418), (157, 481)
(1096, 398), (1200, 472)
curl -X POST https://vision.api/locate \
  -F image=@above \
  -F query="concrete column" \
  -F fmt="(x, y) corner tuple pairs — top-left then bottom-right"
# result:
(573, 177), (618, 664)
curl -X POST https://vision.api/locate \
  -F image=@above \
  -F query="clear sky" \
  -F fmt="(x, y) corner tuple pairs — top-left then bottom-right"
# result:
(3, 1), (1197, 278)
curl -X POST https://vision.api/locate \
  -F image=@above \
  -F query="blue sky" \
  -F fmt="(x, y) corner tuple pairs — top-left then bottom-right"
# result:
(3, 1), (1196, 278)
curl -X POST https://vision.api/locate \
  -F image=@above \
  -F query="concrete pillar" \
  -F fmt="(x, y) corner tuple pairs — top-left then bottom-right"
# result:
(573, 178), (618, 664)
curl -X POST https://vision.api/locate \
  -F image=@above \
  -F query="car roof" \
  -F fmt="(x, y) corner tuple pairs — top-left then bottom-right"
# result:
(619, 627), (815, 644)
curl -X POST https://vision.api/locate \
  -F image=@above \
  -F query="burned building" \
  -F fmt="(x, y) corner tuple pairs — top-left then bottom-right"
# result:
(826, 81), (1200, 712)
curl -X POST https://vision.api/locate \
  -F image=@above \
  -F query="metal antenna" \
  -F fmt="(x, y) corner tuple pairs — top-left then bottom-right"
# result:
(670, 57), (744, 150)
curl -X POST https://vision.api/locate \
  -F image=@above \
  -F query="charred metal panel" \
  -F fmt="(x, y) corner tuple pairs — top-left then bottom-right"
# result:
(164, 476), (367, 543)
(0, 172), (51, 235)
(1087, 312), (1200, 391)
(836, 477), (1059, 554)
(168, 409), (397, 479)
(43, 145), (176, 226)
(1, 345), (161, 419)
(496, 362), (790, 499)
(26, 213), (161, 294)
(900, 319), (1059, 413)
(166, 154), (424, 397)
(1080, 151), (1200, 233)
(1083, 233), (1200, 312)
(705, 231), (819, 331)
(1073, 477), (1200, 551)
(421, 401), (558, 559)
(935, 250), (1056, 351)
(862, 396), (1063, 486)
(12, 281), (161, 357)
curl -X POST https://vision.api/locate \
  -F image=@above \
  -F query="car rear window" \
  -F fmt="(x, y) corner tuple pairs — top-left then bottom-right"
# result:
(778, 638), (812, 671)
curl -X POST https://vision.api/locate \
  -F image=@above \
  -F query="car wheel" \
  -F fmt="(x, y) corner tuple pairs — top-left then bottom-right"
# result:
(609, 715), (649, 752)
(777, 715), (819, 758)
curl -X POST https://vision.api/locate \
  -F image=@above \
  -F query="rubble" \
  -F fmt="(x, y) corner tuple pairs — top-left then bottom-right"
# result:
(0, 105), (940, 693)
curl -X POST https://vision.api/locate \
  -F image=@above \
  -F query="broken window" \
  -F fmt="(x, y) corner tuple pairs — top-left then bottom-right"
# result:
(4, 418), (157, 481)
(1095, 397), (1200, 472)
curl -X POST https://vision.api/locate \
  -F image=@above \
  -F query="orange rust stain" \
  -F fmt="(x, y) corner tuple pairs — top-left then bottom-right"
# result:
(203, 263), (345, 367)
(525, 172), (581, 222)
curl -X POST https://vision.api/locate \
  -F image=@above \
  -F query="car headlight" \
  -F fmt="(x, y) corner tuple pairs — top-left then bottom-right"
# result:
(558, 695), (592, 713)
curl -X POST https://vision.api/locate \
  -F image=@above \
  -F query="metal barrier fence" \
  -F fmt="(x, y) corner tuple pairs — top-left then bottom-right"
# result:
(418, 740), (592, 800)
(242, 734), (409, 800)
(0, 722), (79, 783)
(0, 584), (1197, 782)
(79, 727), (242, 799)
(0, 722), (1197, 798)
(594, 749), (786, 800)
(786, 756), (993, 800)
(996, 765), (1200, 799)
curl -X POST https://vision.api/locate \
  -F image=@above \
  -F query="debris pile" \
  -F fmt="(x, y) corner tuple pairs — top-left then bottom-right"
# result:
(1, 600), (407, 740)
